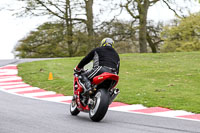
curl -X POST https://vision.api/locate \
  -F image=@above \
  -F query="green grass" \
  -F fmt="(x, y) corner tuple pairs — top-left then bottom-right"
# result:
(18, 52), (200, 113)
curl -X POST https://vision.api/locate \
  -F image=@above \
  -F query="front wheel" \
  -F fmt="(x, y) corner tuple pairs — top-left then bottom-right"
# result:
(89, 89), (109, 122)
(70, 96), (80, 116)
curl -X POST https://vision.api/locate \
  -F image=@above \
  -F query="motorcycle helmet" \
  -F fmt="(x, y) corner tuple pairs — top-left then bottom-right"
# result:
(100, 38), (114, 48)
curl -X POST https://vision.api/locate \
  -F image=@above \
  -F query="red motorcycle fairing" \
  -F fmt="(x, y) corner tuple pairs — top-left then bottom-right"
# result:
(92, 72), (119, 86)
(73, 75), (90, 111)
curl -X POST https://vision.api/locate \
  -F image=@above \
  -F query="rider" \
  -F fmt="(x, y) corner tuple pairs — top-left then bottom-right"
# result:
(75, 38), (120, 95)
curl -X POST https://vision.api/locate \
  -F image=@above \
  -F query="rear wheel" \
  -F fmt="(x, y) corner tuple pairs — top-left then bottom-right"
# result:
(89, 89), (109, 122)
(70, 96), (80, 116)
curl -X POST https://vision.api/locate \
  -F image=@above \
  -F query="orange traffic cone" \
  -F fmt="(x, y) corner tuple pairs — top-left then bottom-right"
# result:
(48, 72), (53, 80)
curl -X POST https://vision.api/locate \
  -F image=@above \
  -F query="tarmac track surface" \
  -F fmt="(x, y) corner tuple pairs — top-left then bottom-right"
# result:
(1, 91), (200, 133)
(0, 59), (200, 133)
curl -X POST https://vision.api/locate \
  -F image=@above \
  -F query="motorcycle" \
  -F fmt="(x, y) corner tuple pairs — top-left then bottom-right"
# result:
(70, 69), (120, 122)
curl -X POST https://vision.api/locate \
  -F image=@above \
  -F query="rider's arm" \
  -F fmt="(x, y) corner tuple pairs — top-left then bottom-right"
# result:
(77, 48), (96, 69)
(117, 61), (120, 75)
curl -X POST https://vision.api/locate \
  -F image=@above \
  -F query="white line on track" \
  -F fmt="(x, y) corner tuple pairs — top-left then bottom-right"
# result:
(6, 87), (41, 93)
(0, 77), (22, 82)
(0, 84), (31, 89)
(23, 91), (57, 97)
(151, 110), (194, 117)
(0, 82), (25, 86)
(109, 104), (147, 112)
(40, 96), (73, 102)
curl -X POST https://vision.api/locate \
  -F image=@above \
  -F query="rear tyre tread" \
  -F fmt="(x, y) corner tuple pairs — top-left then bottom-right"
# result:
(89, 89), (109, 122)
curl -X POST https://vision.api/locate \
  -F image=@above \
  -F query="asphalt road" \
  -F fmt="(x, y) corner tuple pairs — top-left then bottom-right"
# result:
(0, 59), (56, 67)
(0, 59), (200, 133)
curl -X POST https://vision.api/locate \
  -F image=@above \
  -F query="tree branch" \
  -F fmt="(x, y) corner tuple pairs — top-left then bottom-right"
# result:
(47, 0), (65, 14)
(162, 0), (182, 19)
(149, 0), (159, 6)
(35, 0), (65, 20)
(123, 0), (140, 19)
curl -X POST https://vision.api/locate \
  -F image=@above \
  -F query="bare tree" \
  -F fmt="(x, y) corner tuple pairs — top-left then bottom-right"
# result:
(121, 0), (196, 53)
(11, 0), (95, 56)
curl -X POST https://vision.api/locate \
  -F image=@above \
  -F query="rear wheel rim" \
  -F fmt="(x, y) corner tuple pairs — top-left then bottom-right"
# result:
(90, 92), (101, 116)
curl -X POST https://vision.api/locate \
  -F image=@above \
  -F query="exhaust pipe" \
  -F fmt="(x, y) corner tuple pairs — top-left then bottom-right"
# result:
(109, 88), (120, 104)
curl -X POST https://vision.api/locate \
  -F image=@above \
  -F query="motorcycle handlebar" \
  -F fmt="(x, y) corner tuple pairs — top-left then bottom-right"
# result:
(73, 69), (87, 74)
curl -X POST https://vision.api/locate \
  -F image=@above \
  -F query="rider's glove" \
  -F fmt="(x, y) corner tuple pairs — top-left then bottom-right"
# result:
(74, 66), (82, 73)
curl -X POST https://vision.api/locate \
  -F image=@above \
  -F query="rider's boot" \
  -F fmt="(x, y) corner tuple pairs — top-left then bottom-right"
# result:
(81, 75), (92, 96)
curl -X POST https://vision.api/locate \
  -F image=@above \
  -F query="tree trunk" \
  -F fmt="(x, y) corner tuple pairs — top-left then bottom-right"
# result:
(147, 32), (157, 53)
(84, 0), (94, 49)
(65, 0), (73, 57)
(138, 0), (149, 53)
(85, 0), (94, 36)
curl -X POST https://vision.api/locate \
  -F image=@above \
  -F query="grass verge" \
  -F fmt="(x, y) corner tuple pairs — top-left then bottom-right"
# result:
(18, 52), (200, 113)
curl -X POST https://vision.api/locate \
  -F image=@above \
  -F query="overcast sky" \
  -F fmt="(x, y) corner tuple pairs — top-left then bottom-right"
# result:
(0, 0), (200, 59)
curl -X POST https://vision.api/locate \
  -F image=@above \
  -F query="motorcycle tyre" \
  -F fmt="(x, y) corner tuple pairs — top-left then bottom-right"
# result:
(70, 98), (80, 116)
(89, 89), (109, 122)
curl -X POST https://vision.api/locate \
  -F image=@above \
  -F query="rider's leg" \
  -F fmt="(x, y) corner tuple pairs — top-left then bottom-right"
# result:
(81, 66), (103, 94)
(81, 66), (111, 95)
(81, 73), (92, 92)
